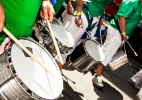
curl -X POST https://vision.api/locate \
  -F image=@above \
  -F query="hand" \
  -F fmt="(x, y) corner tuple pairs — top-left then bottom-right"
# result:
(40, 0), (55, 22)
(75, 18), (82, 27)
(100, 18), (105, 27)
(56, 61), (63, 69)
(67, 1), (74, 14)
(121, 34), (128, 41)
(0, 2), (5, 32)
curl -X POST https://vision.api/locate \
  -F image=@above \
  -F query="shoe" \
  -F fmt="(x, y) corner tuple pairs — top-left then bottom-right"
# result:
(128, 79), (140, 89)
(136, 94), (142, 100)
(92, 76), (104, 88)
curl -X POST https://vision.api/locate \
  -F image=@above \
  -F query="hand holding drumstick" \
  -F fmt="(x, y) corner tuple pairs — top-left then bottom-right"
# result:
(3, 27), (54, 76)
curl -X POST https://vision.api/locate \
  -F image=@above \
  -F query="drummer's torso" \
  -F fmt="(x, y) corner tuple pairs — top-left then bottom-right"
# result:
(85, 0), (113, 17)
(0, 0), (42, 44)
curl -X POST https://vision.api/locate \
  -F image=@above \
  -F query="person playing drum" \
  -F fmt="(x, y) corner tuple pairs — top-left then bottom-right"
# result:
(74, 0), (142, 88)
(93, 0), (142, 88)
(0, 0), (55, 54)
(69, 0), (113, 30)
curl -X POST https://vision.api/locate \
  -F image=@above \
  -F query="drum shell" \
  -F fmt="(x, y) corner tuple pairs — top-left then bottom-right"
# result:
(70, 40), (97, 73)
(36, 18), (74, 54)
(0, 37), (63, 100)
(0, 52), (33, 100)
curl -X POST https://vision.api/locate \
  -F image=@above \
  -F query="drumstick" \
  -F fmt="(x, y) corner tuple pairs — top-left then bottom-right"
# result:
(126, 41), (138, 56)
(3, 27), (54, 76)
(46, 20), (64, 65)
(70, 13), (102, 46)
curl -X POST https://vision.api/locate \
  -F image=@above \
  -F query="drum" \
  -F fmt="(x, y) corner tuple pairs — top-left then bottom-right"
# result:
(70, 39), (105, 73)
(36, 18), (74, 54)
(0, 37), (63, 100)
(61, 9), (88, 46)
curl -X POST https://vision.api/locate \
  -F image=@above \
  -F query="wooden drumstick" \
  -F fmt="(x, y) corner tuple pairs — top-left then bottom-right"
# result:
(46, 20), (64, 65)
(3, 27), (54, 76)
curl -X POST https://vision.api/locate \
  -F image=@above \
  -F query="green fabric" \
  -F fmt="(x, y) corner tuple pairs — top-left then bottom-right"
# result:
(86, 0), (113, 18)
(0, 0), (42, 44)
(83, 11), (97, 31)
(110, 0), (142, 37)
(82, 0), (113, 31)
(54, 0), (65, 15)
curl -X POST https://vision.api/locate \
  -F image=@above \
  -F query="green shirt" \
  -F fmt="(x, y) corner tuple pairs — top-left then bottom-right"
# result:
(110, 0), (142, 37)
(54, 0), (65, 15)
(0, 0), (42, 44)
(82, 0), (113, 31)
(86, 0), (113, 18)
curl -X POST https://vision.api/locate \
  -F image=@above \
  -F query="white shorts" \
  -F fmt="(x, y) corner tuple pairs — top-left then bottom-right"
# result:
(101, 25), (122, 66)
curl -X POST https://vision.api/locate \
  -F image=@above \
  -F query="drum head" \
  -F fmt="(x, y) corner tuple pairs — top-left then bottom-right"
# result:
(50, 18), (74, 47)
(84, 40), (105, 61)
(10, 38), (63, 99)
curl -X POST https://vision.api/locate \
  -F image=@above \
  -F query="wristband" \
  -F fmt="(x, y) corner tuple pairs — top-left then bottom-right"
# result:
(75, 12), (82, 16)
(72, 0), (77, 2)
(121, 32), (126, 35)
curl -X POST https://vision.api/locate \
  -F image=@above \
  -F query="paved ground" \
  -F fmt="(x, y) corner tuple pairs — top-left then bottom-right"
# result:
(58, 58), (140, 100)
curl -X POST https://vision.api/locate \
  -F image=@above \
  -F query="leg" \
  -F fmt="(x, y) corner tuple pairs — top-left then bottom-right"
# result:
(92, 63), (104, 88)
(92, 25), (122, 88)
(96, 63), (104, 76)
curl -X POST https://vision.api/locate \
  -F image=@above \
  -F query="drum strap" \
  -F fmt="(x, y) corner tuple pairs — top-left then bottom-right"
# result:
(112, 17), (128, 58)
(81, 4), (108, 39)
(113, 17), (121, 33)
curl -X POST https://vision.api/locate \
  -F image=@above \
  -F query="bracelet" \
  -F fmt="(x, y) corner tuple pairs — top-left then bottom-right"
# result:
(75, 11), (82, 16)
(121, 32), (126, 35)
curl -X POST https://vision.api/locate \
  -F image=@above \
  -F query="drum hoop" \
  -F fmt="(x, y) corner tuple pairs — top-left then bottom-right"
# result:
(9, 37), (63, 99)
(83, 39), (99, 61)
(6, 45), (42, 99)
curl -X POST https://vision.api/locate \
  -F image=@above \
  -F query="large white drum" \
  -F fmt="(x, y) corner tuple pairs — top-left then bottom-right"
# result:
(0, 37), (63, 100)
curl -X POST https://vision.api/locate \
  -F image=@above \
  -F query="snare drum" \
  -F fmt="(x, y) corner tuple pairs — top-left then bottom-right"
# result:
(62, 9), (88, 46)
(36, 18), (74, 54)
(0, 37), (63, 100)
(70, 39), (105, 73)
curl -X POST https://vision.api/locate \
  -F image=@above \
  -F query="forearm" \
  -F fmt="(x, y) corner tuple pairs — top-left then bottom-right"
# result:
(76, 0), (83, 12)
(0, 2), (5, 32)
(118, 16), (126, 33)
(67, 0), (73, 7)
(114, 0), (120, 7)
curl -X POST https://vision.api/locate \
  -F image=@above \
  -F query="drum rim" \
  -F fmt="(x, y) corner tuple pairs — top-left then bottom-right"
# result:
(50, 18), (75, 47)
(83, 39), (103, 61)
(83, 39), (94, 60)
(10, 37), (63, 99)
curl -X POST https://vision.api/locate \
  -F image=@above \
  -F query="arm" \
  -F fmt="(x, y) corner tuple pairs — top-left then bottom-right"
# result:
(67, 0), (74, 14)
(113, 0), (120, 7)
(67, 0), (84, 27)
(40, 0), (55, 22)
(118, 16), (128, 41)
(0, 2), (5, 32)
(75, 0), (84, 27)
(76, 0), (83, 13)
